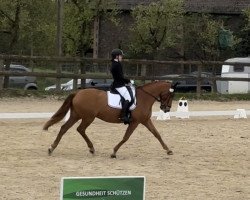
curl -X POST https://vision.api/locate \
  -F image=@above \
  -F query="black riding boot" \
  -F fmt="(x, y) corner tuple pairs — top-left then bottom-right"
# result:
(120, 100), (131, 125)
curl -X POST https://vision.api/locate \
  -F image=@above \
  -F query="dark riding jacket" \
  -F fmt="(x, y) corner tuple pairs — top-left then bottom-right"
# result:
(110, 60), (130, 89)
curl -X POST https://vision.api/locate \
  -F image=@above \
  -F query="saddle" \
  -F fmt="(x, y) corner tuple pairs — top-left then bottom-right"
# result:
(107, 86), (136, 110)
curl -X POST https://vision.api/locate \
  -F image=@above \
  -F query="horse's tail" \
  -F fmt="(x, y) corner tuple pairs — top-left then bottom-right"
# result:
(43, 93), (76, 131)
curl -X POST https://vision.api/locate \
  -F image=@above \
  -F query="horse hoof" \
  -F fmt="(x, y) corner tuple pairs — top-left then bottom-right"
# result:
(167, 150), (173, 155)
(89, 148), (95, 154)
(48, 148), (53, 156)
(110, 154), (116, 159)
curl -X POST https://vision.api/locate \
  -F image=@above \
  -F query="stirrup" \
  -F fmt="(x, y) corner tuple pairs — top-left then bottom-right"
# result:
(120, 116), (131, 125)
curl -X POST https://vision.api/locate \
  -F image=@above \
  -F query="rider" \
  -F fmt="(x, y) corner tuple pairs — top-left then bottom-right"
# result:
(110, 49), (132, 125)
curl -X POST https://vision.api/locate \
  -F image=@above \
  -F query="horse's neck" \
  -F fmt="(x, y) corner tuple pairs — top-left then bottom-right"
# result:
(142, 83), (163, 97)
(137, 83), (163, 108)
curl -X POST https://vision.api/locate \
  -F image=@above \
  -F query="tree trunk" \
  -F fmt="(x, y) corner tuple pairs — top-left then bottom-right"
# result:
(196, 64), (202, 98)
(212, 65), (218, 93)
(0, 59), (4, 90)
(30, 31), (34, 71)
(80, 62), (86, 89)
(3, 2), (21, 88)
(80, 50), (86, 89)
(56, 0), (64, 91)
(3, 60), (11, 88)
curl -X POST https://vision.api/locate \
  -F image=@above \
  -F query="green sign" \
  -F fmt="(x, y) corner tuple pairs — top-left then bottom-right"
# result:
(60, 176), (145, 200)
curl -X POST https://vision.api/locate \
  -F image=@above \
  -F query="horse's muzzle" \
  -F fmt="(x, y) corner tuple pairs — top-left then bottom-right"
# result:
(160, 105), (171, 113)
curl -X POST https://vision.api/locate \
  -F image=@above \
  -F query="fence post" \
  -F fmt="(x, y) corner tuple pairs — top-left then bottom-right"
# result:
(141, 64), (146, 84)
(136, 64), (139, 77)
(80, 60), (86, 89)
(73, 64), (79, 90)
(196, 64), (202, 97)
(152, 63), (155, 81)
(0, 59), (3, 90)
(106, 62), (109, 75)
(188, 63), (192, 74)
(212, 64), (217, 93)
(56, 62), (62, 91)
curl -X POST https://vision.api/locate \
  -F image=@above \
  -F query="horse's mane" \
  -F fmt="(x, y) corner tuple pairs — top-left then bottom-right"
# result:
(137, 80), (171, 89)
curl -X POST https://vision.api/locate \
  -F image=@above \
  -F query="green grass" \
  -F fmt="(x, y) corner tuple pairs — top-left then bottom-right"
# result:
(33, 68), (55, 73)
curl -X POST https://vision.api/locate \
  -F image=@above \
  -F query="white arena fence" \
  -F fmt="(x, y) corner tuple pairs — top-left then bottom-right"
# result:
(0, 110), (249, 120)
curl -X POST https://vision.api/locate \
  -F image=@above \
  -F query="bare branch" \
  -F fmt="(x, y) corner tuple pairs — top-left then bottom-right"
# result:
(64, 32), (76, 44)
(155, 26), (166, 48)
(0, 9), (14, 24)
(0, 30), (11, 34)
(138, 33), (147, 44)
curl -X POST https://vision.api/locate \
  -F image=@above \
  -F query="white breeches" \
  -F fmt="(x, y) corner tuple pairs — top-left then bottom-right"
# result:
(116, 86), (132, 102)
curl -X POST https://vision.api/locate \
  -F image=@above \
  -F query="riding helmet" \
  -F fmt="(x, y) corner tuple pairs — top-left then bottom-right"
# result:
(111, 49), (124, 60)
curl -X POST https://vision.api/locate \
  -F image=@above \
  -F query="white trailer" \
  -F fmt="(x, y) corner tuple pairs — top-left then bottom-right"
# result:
(217, 57), (250, 94)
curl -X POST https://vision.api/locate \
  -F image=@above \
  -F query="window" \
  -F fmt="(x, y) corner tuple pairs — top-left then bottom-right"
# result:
(233, 65), (244, 72)
(10, 68), (26, 72)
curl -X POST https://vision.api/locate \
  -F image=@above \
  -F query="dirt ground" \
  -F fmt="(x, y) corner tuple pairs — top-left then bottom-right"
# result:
(0, 99), (249, 200)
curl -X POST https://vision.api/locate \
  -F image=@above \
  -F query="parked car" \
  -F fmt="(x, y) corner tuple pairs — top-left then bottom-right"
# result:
(86, 79), (113, 91)
(5, 64), (38, 90)
(162, 73), (212, 93)
(45, 79), (113, 91)
(45, 79), (90, 91)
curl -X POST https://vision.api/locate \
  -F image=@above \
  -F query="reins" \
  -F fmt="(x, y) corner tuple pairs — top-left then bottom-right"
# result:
(138, 87), (161, 102)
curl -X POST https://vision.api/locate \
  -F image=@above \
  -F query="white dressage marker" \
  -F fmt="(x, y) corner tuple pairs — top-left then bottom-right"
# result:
(176, 98), (190, 119)
(234, 109), (247, 119)
(152, 110), (250, 119)
(156, 110), (171, 121)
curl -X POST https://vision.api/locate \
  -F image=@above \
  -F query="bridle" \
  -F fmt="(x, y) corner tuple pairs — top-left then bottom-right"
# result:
(139, 87), (161, 102)
(139, 87), (175, 106)
(138, 82), (178, 112)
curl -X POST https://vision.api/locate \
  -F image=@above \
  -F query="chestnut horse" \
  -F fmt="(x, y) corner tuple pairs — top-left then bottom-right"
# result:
(43, 81), (176, 158)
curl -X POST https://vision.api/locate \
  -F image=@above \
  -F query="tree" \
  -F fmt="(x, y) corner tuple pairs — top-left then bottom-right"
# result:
(0, 0), (23, 54)
(245, 8), (250, 28)
(0, 0), (56, 87)
(184, 14), (239, 61)
(0, 0), (56, 55)
(129, 0), (184, 59)
(235, 9), (250, 56)
(63, 0), (118, 88)
(63, 0), (118, 57)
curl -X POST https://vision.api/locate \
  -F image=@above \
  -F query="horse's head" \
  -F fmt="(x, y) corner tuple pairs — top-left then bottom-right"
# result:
(159, 82), (178, 113)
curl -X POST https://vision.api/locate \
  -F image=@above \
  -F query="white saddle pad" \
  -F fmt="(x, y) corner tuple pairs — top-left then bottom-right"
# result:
(107, 88), (136, 111)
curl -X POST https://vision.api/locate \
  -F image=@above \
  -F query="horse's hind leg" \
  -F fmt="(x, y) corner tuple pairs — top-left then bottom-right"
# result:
(48, 113), (78, 155)
(77, 118), (95, 154)
(143, 119), (173, 155)
(111, 122), (139, 158)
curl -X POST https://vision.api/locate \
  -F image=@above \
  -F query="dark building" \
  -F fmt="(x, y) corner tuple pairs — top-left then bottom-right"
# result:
(94, 0), (250, 58)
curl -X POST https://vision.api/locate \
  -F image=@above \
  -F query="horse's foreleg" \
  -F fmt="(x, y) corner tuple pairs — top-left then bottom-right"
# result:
(48, 115), (78, 155)
(143, 119), (173, 155)
(111, 122), (139, 158)
(77, 118), (95, 154)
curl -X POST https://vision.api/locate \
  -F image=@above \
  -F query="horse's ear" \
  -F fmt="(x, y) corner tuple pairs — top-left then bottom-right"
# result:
(171, 82), (179, 89)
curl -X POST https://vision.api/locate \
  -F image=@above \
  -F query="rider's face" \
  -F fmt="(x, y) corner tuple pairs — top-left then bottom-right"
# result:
(118, 55), (123, 62)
